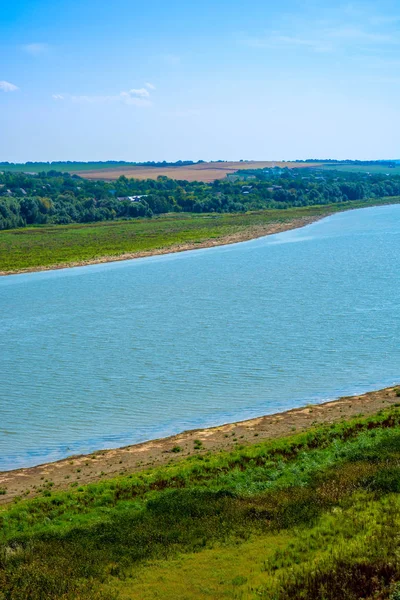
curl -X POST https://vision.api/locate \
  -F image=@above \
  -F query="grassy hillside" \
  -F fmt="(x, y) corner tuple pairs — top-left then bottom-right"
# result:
(2, 403), (400, 599)
(1, 198), (399, 274)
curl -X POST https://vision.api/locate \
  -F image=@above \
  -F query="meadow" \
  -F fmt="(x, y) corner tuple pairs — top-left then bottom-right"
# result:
(2, 402), (400, 599)
(1, 198), (399, 274)
(320, 164), (400, 175)
(0, 161), (314, 181)
(0, 162), (134, 173)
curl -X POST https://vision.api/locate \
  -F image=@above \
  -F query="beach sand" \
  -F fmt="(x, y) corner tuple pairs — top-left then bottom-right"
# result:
(0, 385), (398, 505)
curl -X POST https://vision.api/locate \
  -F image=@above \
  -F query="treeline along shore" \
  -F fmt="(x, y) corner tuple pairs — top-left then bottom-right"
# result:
(1, 197), (400, 275)
(2, 166), (400, 229)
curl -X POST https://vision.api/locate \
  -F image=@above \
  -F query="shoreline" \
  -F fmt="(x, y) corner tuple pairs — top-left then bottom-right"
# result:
(2, 199), (399, 277)
(1, 384), (398, 505)
(0, 213), (326, 276)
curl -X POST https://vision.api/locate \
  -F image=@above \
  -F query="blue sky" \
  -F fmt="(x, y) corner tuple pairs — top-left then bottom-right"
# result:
(1, 0), (400, 162)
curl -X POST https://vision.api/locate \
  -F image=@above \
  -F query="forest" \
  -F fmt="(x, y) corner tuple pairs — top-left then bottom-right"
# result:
(1, 166), (400, 230)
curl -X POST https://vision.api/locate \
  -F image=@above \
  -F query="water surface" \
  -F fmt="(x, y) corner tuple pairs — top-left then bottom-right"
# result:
(1, 205), (399, 470)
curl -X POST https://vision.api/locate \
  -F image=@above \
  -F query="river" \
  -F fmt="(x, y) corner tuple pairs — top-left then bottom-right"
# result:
(1, 204), (399, 470)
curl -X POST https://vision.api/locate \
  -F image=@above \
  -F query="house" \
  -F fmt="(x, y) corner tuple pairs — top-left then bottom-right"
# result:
(241, 185), (253, 194)
(117, 195), (148, 203)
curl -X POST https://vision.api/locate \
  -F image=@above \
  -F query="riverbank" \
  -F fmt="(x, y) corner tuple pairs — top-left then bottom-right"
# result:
(1, 384), (398, 505)
(1, 198), (399, 275)
(0, 214), (321, 276)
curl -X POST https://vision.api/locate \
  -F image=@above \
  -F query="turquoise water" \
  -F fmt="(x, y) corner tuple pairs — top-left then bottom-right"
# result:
(1, 205), (400, 471)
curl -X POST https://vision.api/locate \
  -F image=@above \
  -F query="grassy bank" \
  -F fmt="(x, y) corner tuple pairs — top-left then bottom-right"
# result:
(2, 403), (400, 599)
(1, 198), (399, 274)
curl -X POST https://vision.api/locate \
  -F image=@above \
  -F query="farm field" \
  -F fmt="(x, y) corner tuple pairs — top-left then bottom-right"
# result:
(80, 161), (319, 182)
(0, 161), (319, 180)
(3, 161), (399, 181)
(320, 163), (400, 175)
(1, 397), (400, 599)
(1, 198), (397, 274)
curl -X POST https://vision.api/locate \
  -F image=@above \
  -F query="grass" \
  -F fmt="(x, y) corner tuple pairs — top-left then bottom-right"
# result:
(0, 162), (142, 173)
(1, 198), (399, 273)
(320, 163), (400, 175)
(2, 406), (400, 598)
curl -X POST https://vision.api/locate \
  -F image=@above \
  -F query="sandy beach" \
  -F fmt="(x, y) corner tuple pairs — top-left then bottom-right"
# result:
(1, 385), (398, 505)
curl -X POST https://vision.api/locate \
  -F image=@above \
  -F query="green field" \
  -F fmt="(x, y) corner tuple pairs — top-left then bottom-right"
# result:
(320, 164), (400, 175)
(2, 404), (400, 599)
(0, 162), (143, 173)
(1, 198), (399, 274)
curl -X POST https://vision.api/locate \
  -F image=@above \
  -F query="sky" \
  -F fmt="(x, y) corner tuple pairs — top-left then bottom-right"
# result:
(1, 0), (400, 162)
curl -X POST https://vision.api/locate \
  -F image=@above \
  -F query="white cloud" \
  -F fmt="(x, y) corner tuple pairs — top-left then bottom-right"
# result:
(0, 81), (19, 92)
(119, 91), (152, 106)
(145, 82), (156, 90)
(52, 85), (154, 107)
(126, 87), (150, 98)
(22, 43), (49, 56)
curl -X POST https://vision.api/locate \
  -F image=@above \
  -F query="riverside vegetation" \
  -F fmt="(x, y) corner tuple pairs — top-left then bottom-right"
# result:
(1, 198), (400, 273)
(2, 404), (400, 599)
(2, 167), (400, 229)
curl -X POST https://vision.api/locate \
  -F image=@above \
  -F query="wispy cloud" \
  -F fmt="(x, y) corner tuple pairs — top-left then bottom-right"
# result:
(52, 85), (155, 107)
(145, 82), (156, 90)
(119, 88), (152, 106)
(123, 87), (150, 98)
(242, 7), (400, 54)
(327, 25), (397, 43)
(0, 81), (19, 92)
(22, 43), (49, 56)
(245, 34), (332, 53)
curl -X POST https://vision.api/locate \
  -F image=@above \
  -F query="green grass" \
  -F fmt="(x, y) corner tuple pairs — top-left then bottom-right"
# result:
(320, 163), (400, 175)
(1, 198), (399, 273)
(0, 162), (141, 173)
(2, 406), (400, 599)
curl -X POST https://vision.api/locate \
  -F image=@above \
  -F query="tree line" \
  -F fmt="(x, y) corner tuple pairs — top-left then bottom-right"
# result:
(1, 167), (400, 230)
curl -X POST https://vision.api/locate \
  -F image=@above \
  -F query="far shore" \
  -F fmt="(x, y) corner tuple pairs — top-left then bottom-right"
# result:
(0, 213), (326, 276)
(0, 385), (398, 505)
(2, 199), (399, 277)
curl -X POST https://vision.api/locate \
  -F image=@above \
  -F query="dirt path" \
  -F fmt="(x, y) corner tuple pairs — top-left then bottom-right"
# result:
(1, 385), (398, 505)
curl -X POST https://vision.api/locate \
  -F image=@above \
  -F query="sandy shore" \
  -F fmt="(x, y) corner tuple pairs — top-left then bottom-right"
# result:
(0, 385), (398, 505)
(0, 214), (325, 276)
